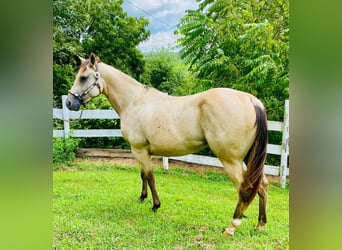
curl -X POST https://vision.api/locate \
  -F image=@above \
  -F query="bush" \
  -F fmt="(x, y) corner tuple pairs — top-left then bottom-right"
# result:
(53, 137), (80, 168)
(140, 48), (198, 96)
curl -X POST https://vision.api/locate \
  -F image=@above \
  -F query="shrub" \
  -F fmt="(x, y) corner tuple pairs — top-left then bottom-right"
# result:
(53, 137), (80, 168)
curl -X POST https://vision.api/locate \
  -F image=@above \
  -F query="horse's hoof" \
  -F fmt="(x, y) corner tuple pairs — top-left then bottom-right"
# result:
(151, 204), (160, 212)
(254, 224), (266, 232)
(223, 227), (235, 236)
(139, 194), (147, 202)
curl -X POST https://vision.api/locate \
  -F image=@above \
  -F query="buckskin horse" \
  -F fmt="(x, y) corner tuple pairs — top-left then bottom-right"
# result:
(66, 53), (269, 236)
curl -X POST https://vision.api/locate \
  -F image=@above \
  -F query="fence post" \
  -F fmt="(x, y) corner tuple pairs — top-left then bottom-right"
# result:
(163, 157), (169, 170)
(280, 100), (289, 188)
(62, 95), (70, 138)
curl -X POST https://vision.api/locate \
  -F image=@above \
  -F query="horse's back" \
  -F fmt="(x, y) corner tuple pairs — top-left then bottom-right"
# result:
(121, 90), (206, 156)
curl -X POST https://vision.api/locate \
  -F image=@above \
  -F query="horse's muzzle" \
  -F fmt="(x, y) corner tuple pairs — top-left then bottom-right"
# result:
(66, 94), (82, 111)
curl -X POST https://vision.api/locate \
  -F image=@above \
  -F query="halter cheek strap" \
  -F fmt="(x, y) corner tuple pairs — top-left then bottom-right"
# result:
(68, 62), (102, 105)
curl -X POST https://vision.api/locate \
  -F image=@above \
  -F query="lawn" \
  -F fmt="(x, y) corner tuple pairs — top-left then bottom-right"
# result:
(53, 161), (289, 249)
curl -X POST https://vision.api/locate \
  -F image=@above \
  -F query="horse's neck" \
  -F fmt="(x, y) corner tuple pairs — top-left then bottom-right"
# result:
(100, 63), (145, 114)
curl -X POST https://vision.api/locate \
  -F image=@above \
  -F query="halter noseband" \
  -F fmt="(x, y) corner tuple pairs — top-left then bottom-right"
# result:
(68, 62), (102, 105)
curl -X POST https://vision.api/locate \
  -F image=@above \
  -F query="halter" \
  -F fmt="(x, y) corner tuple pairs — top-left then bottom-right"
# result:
(68, 62), (102, 105)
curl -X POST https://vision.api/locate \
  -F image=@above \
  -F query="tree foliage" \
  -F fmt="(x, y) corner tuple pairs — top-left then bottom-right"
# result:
(53, 0), (150, 107)
(141, 48), (200, 95)
(176, 0), (289, 120)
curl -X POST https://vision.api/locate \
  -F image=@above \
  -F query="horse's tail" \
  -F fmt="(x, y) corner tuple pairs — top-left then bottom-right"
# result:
(242, 101), (268, 204)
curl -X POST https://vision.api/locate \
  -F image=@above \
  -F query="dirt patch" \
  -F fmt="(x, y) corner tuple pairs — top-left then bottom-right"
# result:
(75, 148), (281, 183)
(77, 156), (225, 173)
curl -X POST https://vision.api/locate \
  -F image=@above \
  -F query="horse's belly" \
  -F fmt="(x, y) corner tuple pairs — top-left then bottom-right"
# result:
(149, 139), (207, 157)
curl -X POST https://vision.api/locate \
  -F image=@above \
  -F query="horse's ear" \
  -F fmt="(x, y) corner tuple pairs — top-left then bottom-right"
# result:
(78, 56), (86, 64)
(89, 53), (100, 67)
(73, 55), (86, 65)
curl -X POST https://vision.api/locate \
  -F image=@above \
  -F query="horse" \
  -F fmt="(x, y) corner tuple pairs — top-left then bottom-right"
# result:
(66, 53), (269, 236)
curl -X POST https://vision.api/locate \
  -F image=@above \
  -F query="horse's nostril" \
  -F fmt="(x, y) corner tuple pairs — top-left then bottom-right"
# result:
(66, 100), (71, 108)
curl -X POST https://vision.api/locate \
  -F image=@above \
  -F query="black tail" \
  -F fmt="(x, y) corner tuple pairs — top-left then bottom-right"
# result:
(243, 104), (268, 203)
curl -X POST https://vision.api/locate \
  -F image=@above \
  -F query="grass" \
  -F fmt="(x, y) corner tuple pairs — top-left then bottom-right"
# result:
(53, 161), (289, 249)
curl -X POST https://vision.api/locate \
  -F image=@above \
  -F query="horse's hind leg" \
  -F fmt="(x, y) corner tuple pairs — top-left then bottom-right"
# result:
(255, 174), (268, 231)
(224, 174), (267, 236)
(221, 160), (249, 236)
(222, 160), (259, 236)
(132, 148), (161, 211)
(224, 191), (251, 236)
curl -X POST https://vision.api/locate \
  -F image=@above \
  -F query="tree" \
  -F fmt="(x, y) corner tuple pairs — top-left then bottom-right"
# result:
(53, 0), (150, 107)
(140, 48), (198, 96)
(175, 0), (289, 121)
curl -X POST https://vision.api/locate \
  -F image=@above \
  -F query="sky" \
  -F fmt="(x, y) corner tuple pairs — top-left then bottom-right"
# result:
(122, 0), (198, 52)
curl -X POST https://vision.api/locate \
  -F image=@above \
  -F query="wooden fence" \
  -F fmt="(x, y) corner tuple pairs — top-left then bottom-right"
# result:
(54, 95), (289, 187)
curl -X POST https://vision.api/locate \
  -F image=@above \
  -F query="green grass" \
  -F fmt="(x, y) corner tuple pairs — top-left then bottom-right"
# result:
(54, 162), (289, 249)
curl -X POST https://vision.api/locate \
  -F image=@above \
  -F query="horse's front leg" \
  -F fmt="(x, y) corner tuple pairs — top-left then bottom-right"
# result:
(132, 148), (161, 211)
(146, 170), (160, 211)
(139, 170), (148, 202)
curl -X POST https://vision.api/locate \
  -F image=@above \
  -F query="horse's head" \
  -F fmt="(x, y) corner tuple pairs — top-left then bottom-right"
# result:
(66, 53), (103, 111)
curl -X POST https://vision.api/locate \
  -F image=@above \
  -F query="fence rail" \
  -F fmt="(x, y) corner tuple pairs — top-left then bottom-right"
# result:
(54, 95), (289, 187)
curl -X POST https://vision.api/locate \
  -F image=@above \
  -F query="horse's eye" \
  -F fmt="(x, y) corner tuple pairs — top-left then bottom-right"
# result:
(80, 76), (88, 83)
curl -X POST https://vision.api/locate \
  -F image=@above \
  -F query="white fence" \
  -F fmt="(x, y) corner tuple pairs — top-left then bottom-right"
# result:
(54, 95), (289, 187)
